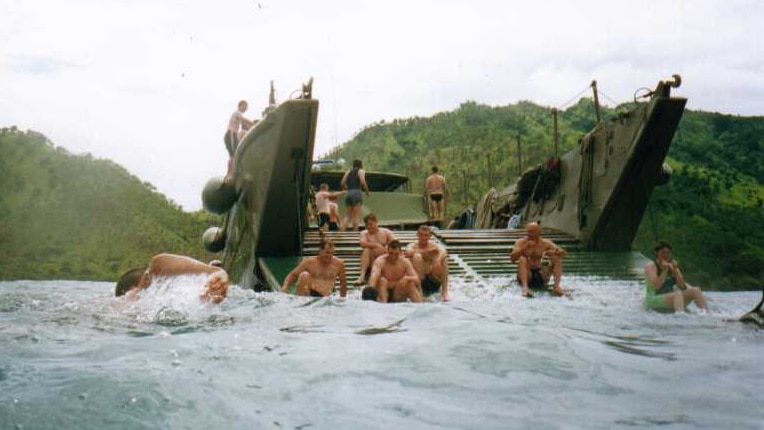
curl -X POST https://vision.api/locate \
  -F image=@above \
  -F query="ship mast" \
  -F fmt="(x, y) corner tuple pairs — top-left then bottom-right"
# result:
(552, 108), (559, 158)
(591, 80), (602, 124)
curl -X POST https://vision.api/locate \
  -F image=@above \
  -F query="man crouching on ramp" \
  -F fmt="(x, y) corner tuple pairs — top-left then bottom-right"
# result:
(362, 240), (423, 303)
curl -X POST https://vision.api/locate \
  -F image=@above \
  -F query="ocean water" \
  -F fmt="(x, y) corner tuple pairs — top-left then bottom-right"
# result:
(0, 277), (761, 430)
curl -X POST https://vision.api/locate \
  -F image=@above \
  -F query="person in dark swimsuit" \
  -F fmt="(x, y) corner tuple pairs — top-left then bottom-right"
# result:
(340, 159), (369, 231)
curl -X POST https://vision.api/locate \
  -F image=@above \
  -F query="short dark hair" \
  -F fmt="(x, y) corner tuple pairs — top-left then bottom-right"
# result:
(115, 267), (146, 296)
(654, 240), (673, 253)
(432, 166), (439, 173)
(387, 240), (402, 250)
(352, 159), (363, 169)
(363, 213), (378, 224)
(418, 224), (431, 234)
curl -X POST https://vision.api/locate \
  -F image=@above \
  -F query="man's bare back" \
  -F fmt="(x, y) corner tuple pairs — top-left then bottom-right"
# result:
(425, 173), (447, 196)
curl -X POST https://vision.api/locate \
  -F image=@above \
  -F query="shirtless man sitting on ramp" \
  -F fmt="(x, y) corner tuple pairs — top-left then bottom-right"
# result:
(280, 240), (348, 298)
(510, 222), (566, 297)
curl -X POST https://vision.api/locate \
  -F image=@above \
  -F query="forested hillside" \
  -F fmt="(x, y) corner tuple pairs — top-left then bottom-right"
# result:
(326, 101), (764, 290)
(0, 127), (219, 281)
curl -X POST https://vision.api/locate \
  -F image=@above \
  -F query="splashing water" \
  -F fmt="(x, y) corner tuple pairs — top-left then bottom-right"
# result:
(0, 277), (761, 430)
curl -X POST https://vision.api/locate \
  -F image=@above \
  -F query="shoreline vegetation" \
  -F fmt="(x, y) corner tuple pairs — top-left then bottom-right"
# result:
(1, 100), (761, 290)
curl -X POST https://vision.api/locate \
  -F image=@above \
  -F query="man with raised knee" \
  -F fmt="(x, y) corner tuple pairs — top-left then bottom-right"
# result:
(363, 240), (423, 303)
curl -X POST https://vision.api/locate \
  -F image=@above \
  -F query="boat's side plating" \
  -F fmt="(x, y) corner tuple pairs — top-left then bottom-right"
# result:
(222, 97), (319, 288)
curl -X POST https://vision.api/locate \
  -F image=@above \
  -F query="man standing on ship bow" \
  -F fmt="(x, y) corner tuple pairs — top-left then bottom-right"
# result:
(424, 166), (449, 226)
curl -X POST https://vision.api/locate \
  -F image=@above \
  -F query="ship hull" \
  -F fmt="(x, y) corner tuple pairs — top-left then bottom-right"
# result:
(485, 79), (686, 251)
(221, 98), (319, 288)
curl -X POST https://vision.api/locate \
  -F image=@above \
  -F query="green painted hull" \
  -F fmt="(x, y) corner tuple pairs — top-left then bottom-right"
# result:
(220, 96), (319, 288)
(481, 77), (687, 251)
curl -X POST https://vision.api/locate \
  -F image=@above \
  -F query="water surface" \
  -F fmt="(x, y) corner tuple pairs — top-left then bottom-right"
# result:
(1, 278), (761, 429)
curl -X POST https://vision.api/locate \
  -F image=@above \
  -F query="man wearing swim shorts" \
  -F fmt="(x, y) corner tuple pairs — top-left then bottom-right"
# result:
(424, 166), (449, 224)
(509, 222), (566, 297)
(405, 224), (450, 301)
(340, 159), (370, 231)
(280, 240), (348, 298)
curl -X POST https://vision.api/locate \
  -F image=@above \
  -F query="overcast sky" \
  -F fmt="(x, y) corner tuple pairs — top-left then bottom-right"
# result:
(1, 0), (762, 210)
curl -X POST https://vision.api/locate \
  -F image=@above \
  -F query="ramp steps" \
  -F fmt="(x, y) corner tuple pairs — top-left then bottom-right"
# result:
(293, 228), (643, 284)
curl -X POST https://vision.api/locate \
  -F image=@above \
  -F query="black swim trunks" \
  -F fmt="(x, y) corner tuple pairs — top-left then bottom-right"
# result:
(429, 193), (443, 202)
(318, 213), (330, 228)
(421, 274), (441, 296)
(517, 268), (547, 290)
(361, 286), (378, 301)
(309, 288), (325, 298)
(328, 222), (339, 231)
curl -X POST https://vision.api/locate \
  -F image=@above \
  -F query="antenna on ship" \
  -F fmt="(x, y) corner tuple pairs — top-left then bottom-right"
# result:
(552, 108), (559, 158)
(591, 80), (602, 124)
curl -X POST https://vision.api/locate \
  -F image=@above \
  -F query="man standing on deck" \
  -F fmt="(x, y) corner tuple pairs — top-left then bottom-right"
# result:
(224, 100), (255, 180)
(425, 166), (449, 225)
(509, 222), (566, 297)
(363, 240), (423, 303)
(405, 224), (450, 301)
(115, 254), (230, 303)
(354, 213), (397, 286)
(280, 240), (348, 297)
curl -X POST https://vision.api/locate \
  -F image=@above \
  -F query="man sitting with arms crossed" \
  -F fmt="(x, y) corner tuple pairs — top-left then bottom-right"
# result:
(362, 240), (423, 303)
(354, 213), (396, 286)
(405, 224), (450, 301)
(115, 254), (230, 303)
(509, 222), (566, 297)
(280, 239), (348, 298)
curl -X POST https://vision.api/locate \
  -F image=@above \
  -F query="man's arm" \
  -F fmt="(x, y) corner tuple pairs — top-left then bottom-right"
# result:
(340, 171), (349, 190)
(359, 169), (370, 195)
(509, 239), (526, 261)
(146, 254), (230, 303)
(358, 230), (373, 249)
(402, 259), (420, 283)
(148, 254), (220, 277)
(368, 257), (383, 287)
(435, 243), (448, 263)
(385, 228), (397, 244)
(281, 259), (307, 292)
(644, 261), (667, 290)
(543, 240), (566, 257)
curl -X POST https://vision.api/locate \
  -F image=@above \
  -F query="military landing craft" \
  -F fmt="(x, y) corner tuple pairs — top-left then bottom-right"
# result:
(472, 75), (686, 251)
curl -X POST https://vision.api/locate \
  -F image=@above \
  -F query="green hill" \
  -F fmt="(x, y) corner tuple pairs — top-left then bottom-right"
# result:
(0, 127), (220, 281)
(326, 102), (764, 291)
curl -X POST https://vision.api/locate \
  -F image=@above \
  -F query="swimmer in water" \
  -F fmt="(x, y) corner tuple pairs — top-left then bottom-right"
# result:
(115, 254), (230, 303)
